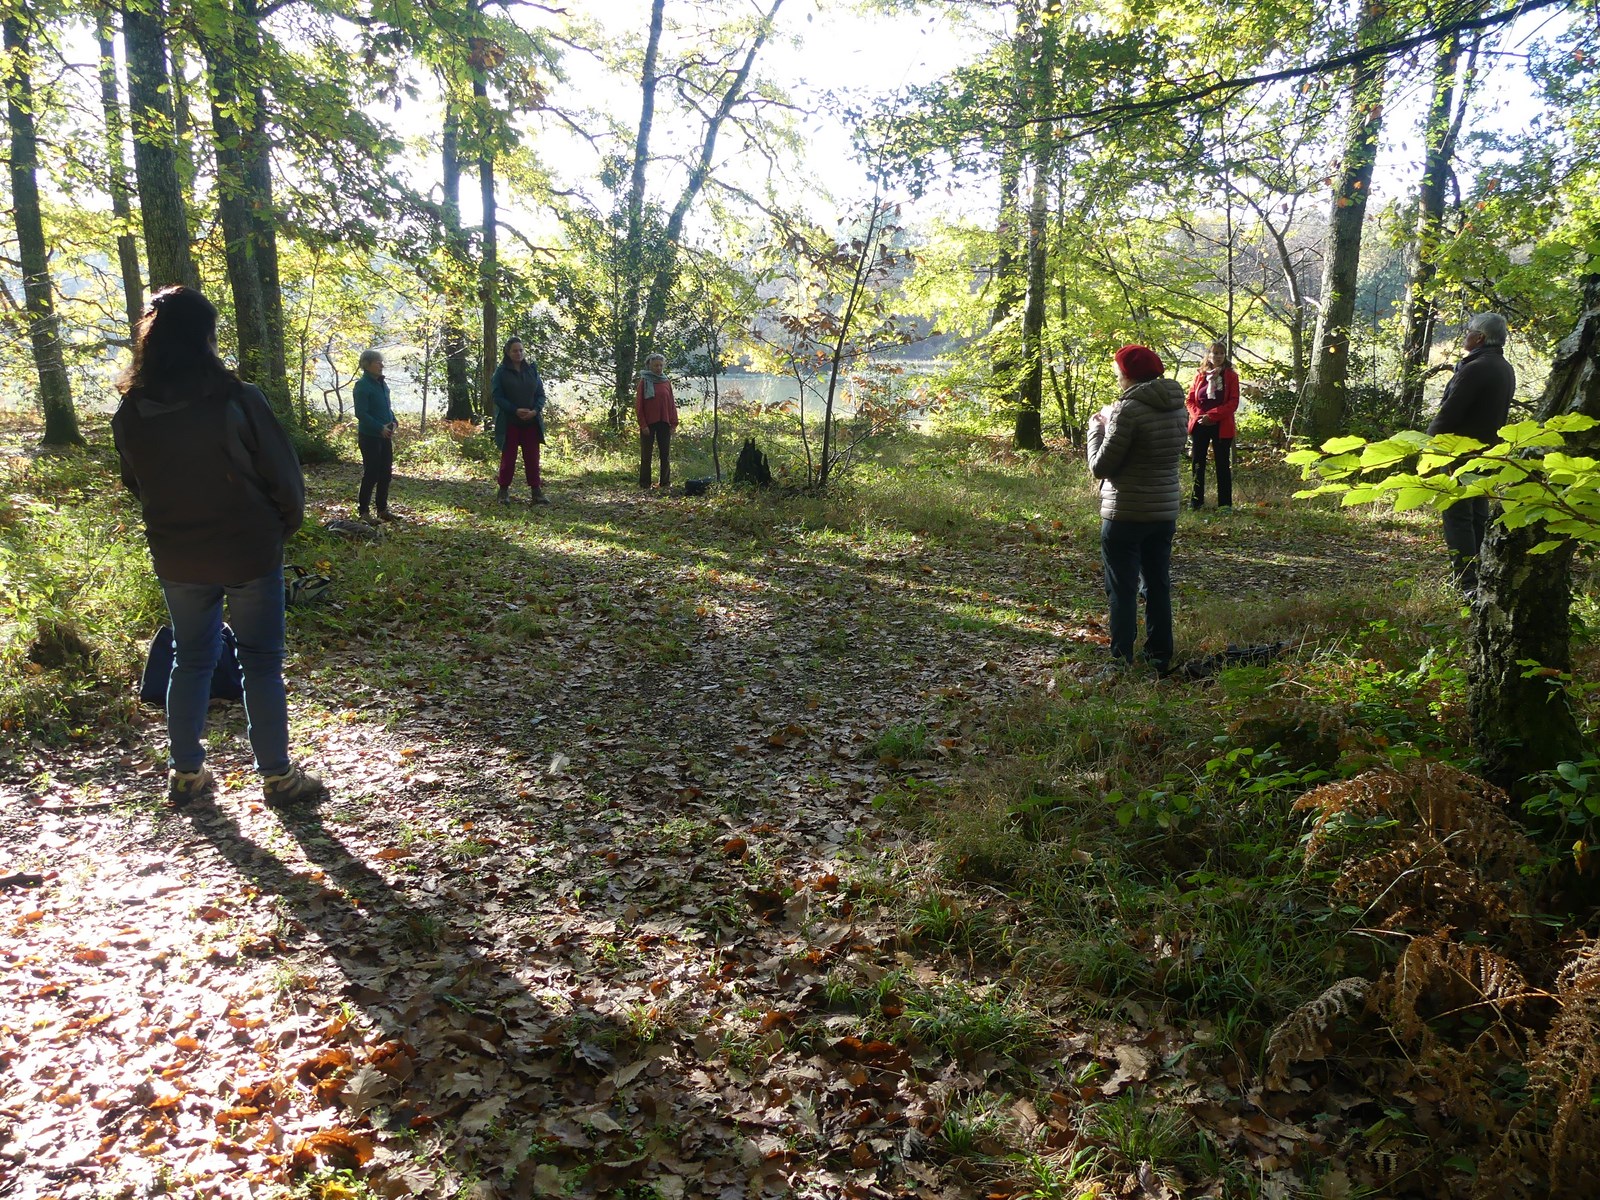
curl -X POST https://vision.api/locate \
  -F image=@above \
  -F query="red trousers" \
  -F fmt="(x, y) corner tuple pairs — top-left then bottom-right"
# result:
(498, 425), (541, 489)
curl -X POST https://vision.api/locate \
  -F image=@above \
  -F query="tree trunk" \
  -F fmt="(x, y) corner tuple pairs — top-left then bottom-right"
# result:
(97, 20), (145, 339)
(1470, 278), (1600, 785)
(989, 9), (1027, 417)
(168, 37), (197, 199)
(1298, 31), (1386, 443)
(638, 0), (784, 355)
(123, 0), (197, 290)
(615, 0), (665, 426)
(204, 31), (273, 396)
(475, 73), (498, 404)
(1014, 2), (1057, 452)
(1399, 32), (1475, 427)
(441, 106), (475, 421)
(5, 14), (82, 447)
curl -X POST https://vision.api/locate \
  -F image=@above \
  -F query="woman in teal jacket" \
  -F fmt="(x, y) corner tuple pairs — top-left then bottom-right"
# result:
(353, 349), (398, 521)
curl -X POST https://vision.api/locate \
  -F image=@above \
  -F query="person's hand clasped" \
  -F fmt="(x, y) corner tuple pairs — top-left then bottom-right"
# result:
(516, 408), (534, 421)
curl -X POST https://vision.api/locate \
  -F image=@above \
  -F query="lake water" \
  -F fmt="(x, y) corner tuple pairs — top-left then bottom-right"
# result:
(316, 366), (927, 422)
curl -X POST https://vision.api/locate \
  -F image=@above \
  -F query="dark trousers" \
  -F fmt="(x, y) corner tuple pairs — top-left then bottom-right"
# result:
(1441, 496), (1489, 591)
(1190, 425), (1233, 507)
(640, 421), (672, 488)
(1102, 518), (1176, 667)
(498, 424), (542, 489)
(358, 434), (393, 512)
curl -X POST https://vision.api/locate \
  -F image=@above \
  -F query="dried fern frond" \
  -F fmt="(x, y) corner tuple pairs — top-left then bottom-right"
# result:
(1263, 977), (1372, 1090)
(1389, 934), (1532, 1044)
(1554, 937), (1600, 991)
(1295, 764), (1540, 937)
(1478, 970), (1600, 1197)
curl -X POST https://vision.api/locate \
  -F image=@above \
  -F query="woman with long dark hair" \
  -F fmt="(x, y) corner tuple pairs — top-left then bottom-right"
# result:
(491, 336), (548, 505)
(112, 286), (325, 806)
(1185, 340), (1240, 509)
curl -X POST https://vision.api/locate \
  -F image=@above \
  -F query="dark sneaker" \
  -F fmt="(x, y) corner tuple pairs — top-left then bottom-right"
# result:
(531, 489), (550, 505)
(497, 487), (510, 504)
(262, 764), (327, 806)
(358, 508), (373, 522)
(377, 509), (401, 522)
(168, 766), (215, 805)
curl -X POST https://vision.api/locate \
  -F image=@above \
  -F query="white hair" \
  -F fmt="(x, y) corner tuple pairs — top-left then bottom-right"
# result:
(1467, 313), (1508, 346)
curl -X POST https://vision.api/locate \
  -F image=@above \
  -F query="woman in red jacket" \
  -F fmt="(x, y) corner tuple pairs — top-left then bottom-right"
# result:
(1185, 340), (1240, 509)
(635, 352), (678, 489)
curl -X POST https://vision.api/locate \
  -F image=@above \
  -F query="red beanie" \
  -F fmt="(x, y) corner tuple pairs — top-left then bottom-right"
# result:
(1114, 344), (1164, 383)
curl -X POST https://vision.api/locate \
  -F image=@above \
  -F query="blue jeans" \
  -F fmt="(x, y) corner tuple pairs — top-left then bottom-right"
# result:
(1102, 518), (1175, 667)
(160, 566), (290, 776)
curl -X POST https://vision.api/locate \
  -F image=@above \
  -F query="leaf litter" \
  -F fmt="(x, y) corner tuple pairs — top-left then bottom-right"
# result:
(1, 456), (1430, 1198)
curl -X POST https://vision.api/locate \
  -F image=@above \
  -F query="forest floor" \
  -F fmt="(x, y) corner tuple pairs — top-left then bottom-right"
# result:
(0, 419), (1497, 1200)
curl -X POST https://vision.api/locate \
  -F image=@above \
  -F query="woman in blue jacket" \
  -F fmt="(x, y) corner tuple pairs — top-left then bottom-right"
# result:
(353, 349), (398, 521)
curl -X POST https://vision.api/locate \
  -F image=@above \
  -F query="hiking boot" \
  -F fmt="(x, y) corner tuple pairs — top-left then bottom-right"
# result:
(497, 486), (510, 504)
(531, 488), (550, 505)
(168, 765), (215, 805)
(262, 764), (327, 806)
(377, 509), (400, 522)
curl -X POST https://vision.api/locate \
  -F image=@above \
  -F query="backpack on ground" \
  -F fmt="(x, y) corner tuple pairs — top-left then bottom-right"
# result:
(733, 437), (773, 487)
(138, 625), (244, 707)
(285, 564), (332, 607)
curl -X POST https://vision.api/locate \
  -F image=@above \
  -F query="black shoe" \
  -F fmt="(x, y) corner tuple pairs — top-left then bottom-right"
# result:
(377, 509), (400, 522)
(497, 487), (510, 504)
(358, 507), (373, 522)
(531, 489), (550, 505)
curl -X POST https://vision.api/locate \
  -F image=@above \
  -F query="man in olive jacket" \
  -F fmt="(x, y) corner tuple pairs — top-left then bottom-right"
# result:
(1088, 344), (1189, 673)
(1427, 313), (1515, 593)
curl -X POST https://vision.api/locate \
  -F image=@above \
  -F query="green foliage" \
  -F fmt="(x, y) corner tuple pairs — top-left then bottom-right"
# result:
(1289, 415), (1600, 547)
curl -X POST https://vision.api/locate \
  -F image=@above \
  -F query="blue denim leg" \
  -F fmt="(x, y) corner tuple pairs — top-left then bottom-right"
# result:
(1138, 521), (1176, 666)
(224, 567), (290, 776)
(160, 579), (225, 772)
(1102, 519), (1144, 663)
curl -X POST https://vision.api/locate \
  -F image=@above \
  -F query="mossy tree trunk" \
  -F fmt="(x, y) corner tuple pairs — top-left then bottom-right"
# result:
(1398, 29), (1476, 427)
(441, 105), (475, 421)
(1297, 16), (1386, 444)
(97, 18), (145, 340)
(5, 12), (83, 447)
(123, 0), (198, 291)
(1014, 0), (1057, 453)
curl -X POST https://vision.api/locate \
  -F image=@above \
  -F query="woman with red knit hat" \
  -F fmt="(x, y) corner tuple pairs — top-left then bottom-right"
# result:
(1087, 344), (1188, 674)
(1185, 340), (1240, 509)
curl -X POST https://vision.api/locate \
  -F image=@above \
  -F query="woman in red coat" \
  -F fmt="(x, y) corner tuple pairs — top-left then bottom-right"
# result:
(635, 352), (678, 489)
(1185, 340), (1240, 509)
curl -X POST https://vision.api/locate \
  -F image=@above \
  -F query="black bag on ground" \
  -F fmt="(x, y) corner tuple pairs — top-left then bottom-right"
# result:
(733, 437), (773, 487)
(285, 564), (332, 607)
(138, 625), (245, 707)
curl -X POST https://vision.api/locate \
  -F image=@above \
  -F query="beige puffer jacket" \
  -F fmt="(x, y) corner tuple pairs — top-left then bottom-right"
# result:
(1086, 377), (1188, 522)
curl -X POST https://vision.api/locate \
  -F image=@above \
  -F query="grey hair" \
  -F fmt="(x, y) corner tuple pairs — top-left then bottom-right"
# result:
(644, 352), (666, 367)
(359, 348), (384, 370)
(1467, 313), (1508, 346)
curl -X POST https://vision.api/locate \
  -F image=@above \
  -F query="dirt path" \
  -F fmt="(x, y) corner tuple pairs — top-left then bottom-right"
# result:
(2, 466), (1433, 1199)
